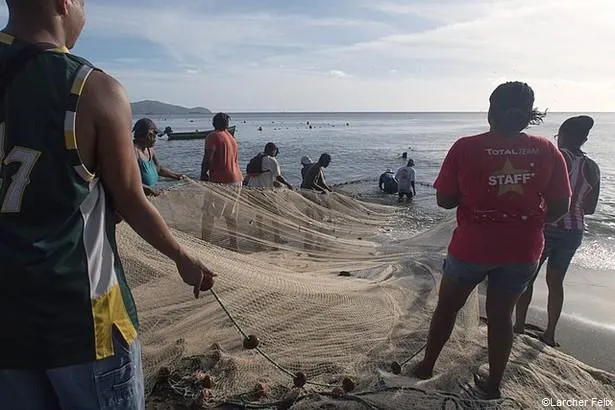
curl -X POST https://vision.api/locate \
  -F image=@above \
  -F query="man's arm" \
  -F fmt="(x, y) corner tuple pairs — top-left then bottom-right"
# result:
(583, 160), (601, 215)
(411, 181), (416, 196)
(379, 175), (384, 190)
(276, 176), (293, 190)
(318, 170), (332, 192)
(79, 71), (214, 297)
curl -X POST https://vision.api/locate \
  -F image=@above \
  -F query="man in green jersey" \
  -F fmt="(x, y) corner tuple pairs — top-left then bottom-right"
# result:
(0, 1), (216, 409)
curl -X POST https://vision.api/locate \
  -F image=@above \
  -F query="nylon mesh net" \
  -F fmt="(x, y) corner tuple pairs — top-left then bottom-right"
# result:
(115, 180), (615, 409)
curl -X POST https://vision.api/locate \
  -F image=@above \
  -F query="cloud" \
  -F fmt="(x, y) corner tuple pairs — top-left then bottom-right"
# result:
(1, 0), (613, 111)
(329, 70), (349, 78)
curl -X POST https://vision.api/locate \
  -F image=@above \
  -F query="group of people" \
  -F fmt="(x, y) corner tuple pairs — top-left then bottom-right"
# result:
(379, 159), (417, 201)
(0, 1), (602, 409)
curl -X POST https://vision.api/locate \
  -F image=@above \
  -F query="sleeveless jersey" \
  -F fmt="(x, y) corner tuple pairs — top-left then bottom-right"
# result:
(0, 33), (138, 369)
(553, 148), (597, 231)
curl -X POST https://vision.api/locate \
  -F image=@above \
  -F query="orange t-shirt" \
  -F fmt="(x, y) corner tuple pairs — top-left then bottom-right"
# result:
(205, 130), (243, 183)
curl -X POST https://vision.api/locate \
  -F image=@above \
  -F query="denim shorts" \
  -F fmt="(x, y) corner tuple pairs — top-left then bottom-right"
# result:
(0, 328), (144, 410)
(542, 225), (584, 274)
(443, 254), (538, 294)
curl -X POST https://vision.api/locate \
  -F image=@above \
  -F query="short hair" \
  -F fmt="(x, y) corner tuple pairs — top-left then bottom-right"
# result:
(319, 153), (331, 164)
(407, 159), (415, 167)
(264, 142), (278, 155)
(212, 113), (230, 131)
(489, 82), (545, 135)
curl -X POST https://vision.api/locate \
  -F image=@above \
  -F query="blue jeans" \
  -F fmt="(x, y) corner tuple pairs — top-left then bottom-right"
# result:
(443, 255), (538, 294)
(0, 329), (144, 410)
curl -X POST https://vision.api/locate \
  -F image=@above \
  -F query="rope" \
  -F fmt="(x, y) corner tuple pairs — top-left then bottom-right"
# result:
(210, 288), (337, 388)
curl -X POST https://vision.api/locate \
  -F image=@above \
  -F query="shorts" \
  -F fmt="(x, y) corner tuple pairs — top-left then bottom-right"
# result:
(203, 182), (242, 219)
(443, 254), (538, 294)
(542, 225), (584, 273)
(399, 191), (413, 199)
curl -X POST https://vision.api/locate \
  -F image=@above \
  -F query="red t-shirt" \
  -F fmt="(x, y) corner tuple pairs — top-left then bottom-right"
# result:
(434, 132), (571, 264)
(205, 130), (243, 183)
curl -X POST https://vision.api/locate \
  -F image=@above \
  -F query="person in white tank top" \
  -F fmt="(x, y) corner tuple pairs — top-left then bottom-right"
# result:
(515, 115), (601, 347)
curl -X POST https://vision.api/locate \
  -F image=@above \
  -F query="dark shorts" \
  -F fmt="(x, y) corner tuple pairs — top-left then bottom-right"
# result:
(542, 225), (584, 274)
(443, 255), (538, 294)
(399, 192), (413, 199)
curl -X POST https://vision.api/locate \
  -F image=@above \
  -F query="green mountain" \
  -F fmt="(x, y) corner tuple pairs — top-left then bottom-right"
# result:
(130, 100), (212, 116)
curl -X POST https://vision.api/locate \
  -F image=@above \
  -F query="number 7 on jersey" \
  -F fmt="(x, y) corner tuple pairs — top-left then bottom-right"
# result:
(0, 123), (41, 213)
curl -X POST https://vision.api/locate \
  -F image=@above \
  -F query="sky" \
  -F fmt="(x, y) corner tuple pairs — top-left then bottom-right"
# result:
(1, 0), (614, 112)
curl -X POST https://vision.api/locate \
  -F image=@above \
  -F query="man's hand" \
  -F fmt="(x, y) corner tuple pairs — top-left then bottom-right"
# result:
(175, 252), (217, 298)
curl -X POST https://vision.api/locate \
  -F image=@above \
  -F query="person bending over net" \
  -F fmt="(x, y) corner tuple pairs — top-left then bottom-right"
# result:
(246, 142), (293, 243)
(396, 159), (416, 202)
(301, 153), (332, 193)
(414, 82), (571, 400)
(200, 113), (243, 251)
(0, 2), (215, 408)
(133, 118), (185, 197)
(515, 115), (601, 347)
(379, 168), (398, 194)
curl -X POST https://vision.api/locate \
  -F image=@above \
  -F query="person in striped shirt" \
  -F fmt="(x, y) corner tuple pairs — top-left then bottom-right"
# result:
(515, 115), (601, 347)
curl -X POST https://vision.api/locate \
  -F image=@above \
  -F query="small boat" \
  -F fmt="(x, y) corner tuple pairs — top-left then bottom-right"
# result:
(166, 125), (236, 141)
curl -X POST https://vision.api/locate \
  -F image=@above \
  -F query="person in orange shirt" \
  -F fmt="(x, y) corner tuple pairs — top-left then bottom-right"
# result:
(200, 113), (243, 250)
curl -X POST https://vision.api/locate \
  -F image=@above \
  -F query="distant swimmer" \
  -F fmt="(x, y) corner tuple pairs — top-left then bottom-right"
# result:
(515, 115), (601, 347)
(414, 82), (571, 400)
(133, 118), (185, 197)
(301, 153), (332, 193)
(395, 159), (416, 202)
(200, 113), (243, 251)
(0, 2), (215, 407)
(379, 169), (398, 194)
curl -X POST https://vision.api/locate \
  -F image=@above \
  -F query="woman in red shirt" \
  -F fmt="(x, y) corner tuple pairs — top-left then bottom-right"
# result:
(414, 82), (571, 399)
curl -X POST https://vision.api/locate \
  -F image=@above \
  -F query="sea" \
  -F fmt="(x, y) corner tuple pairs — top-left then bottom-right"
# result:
(143, 112), (615, 340)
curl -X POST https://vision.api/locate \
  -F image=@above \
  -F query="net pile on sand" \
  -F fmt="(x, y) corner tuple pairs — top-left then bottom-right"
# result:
(116, 180), (615, 409)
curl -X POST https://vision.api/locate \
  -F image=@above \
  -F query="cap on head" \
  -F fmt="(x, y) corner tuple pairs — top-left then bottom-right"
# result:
(133, 118), (159, 138)
(559, 115), (594, 147)
(212, 112), (230, 131)
(301, 156), (312, 166)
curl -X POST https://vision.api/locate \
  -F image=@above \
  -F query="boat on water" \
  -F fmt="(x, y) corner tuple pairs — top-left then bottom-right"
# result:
(165, 125), (236, 141)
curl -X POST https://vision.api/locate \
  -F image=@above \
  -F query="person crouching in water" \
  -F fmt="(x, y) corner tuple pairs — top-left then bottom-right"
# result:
(515, 115), (601, 347)
(301, 153), (332, 193)
(379, 168), (398, 194)
(414, 82), (571, 399)
(396, 159), (416, 202)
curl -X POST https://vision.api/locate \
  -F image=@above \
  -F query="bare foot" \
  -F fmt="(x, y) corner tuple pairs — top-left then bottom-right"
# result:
(473, 373), (502, 400)
(412, 361), (433, 380)
(539, 333), (560, 348)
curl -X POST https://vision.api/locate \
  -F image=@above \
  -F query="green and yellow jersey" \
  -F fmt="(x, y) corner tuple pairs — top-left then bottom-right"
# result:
(0, 33), (138, 369)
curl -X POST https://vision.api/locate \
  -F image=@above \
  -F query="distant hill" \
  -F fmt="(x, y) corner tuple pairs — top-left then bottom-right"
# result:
(130, 100), (211, 116)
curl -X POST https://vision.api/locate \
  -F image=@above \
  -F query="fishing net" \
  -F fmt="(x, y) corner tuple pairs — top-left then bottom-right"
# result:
(116, 179), (615, 409)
